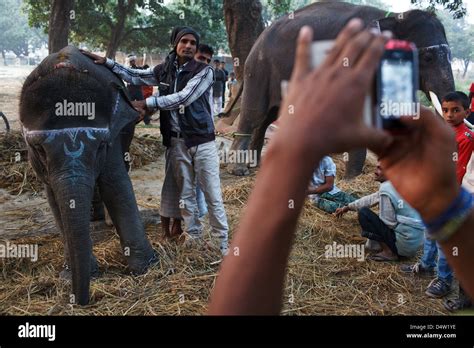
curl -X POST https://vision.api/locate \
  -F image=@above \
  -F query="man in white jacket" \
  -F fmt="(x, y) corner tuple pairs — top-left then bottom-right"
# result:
(336, 163), (424, 261)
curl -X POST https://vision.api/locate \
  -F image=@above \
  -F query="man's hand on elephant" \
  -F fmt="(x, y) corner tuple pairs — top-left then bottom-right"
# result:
(272, 19), (393, 166)
(131, 100), (147, 122)
(79, 50), (106, 65)
(372, 106), (459, 222)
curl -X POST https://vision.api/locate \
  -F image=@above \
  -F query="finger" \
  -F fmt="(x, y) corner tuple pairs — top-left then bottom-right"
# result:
(354, 31), (390, 75)
(396, 106), (443, 130)
(290, 26), (313, 82)
(362, 127), (393, 157)
(336, 29), (378, 70)
(80, 50), (93, 57)
(321, 18), (364, 70)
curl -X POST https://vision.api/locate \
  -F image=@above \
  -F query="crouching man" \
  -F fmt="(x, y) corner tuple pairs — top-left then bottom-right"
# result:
(336, 163), (424, 261)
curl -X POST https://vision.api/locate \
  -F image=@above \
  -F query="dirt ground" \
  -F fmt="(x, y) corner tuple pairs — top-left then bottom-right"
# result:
(0, 66), (455, 316)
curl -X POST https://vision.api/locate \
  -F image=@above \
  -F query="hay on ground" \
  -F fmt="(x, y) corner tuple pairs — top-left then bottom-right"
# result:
(0, 131), (165, 195)
(0, 153), (448, 315)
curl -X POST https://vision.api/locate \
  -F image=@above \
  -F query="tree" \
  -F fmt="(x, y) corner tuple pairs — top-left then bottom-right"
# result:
(24, 0), (228, 59)
(0, 0), (47, 64)
(48, 0), (74, 54)
(344, 0), (387, 9)
(411, 0), (466, 19)
(223, 0), (265, 82)
(438, 10), (474, 78)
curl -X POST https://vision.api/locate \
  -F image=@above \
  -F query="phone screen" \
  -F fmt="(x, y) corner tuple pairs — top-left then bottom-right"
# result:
(380, 59), (414, 118)
(381, 60), (413, 104)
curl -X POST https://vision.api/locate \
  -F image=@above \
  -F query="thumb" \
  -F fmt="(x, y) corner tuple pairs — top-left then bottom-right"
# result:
(363, 127), (392, 157)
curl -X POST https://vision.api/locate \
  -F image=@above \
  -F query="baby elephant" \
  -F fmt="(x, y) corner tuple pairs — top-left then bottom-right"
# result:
(20, 46), (157, 305)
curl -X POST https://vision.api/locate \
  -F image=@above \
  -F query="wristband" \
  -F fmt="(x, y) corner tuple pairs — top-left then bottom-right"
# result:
(423, 187), (474, 242)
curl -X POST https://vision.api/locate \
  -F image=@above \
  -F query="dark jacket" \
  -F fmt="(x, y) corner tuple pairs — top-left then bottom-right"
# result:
(127, 64), (145, 100)
(213, 69), (226, 97)
(153, 59), (215, 148)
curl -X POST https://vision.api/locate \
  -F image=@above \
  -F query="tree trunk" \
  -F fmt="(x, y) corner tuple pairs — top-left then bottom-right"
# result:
(48, 0), (74, 54)
(1, 50), (6, 66)
(223, 0), (265, 82)
(462, 59), (470, 78)
(105, 0), (135, 59)
(345, 148), (367, 179)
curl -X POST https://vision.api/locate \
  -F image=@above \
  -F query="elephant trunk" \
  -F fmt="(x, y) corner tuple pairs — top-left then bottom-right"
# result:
(54, 179), (94, 305)
(422, 61), (455, 104)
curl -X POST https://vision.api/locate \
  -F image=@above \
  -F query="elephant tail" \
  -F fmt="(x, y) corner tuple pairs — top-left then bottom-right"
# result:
(219, 80), (243, 118)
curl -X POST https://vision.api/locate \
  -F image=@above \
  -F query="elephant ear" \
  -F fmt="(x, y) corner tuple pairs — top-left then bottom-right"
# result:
(108, 82), (139, 145)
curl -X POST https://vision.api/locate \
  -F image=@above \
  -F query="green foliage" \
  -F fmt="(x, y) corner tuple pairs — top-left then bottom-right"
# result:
(0, 0), (46, 56)
(411, 0), (466, 19)
(344, 0), (387, 10)
(262, 0), (310, 22)
(437, 9), (474, 77)
(23, 0), (228, 56)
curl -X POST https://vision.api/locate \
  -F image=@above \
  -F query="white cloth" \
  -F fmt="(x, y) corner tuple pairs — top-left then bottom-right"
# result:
(213, 96), (222, 115)
(462, 152), (474, 193)
(309, 156), (341, 197)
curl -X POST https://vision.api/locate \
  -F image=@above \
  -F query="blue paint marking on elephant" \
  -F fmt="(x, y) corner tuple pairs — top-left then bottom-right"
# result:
(112, 93), (121, 117)
(62, 141), (86, 183)
(24, 127), (110, 184)
(25, 127), (109, 142)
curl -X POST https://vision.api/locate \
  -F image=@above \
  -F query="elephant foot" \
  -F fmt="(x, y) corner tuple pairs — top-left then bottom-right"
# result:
(127, 250), (159, 276)
(59, 261), (100, 282)
(227, 162), (250, 176)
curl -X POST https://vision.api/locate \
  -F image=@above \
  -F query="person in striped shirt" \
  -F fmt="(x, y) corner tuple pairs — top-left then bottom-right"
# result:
(81, 27), (229, 255)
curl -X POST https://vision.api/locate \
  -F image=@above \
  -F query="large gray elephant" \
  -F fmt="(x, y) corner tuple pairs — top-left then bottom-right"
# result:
(226, 2), (455, 176)
(20, 46), (157, 305)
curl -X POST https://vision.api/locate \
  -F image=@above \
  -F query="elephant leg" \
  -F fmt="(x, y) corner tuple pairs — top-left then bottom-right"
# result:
(120, 122), (136, 172)
(90, 184), (105, 221)
(45, 185), (99, 280)
(92, 123), (134, 225)
(45, 185), (69, 266)
(250, 106), (279, 167)
(344, 148), (367, 179)
(228, 107), (269, 176)
(98, 143), (157, 274)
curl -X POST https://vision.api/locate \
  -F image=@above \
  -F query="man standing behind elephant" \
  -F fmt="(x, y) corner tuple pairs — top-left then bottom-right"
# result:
(213, 59), (226, 116)
(81, 27), (229, 255)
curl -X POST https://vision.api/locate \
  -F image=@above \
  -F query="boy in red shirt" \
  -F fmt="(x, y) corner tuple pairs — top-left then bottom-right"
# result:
(442, 92), (474, 185)
(441, 91), (473, 312)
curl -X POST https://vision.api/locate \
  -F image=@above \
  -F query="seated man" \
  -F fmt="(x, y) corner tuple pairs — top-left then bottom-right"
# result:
(336, 164), (424, 261)
(307, 155), (356, 213)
